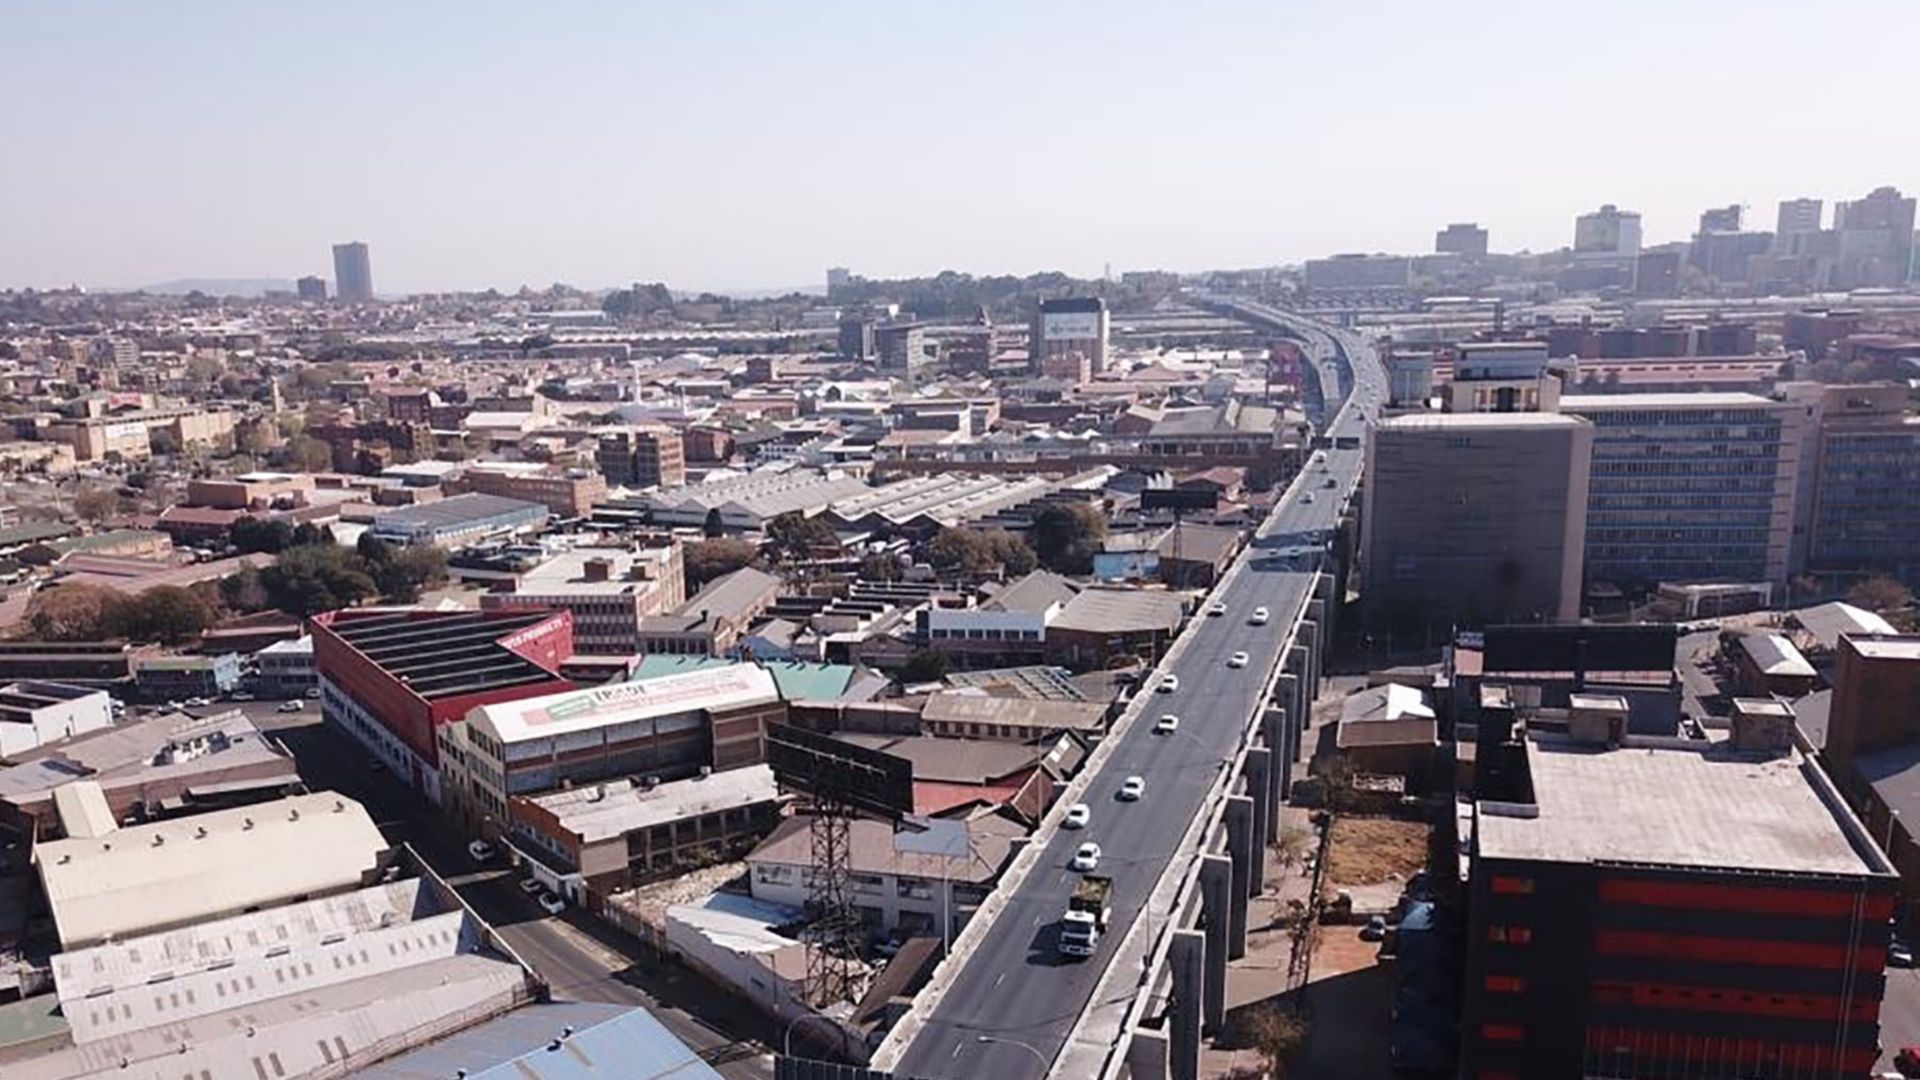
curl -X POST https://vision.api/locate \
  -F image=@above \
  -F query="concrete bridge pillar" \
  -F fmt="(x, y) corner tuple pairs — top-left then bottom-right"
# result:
(1244, 747), (1273, 887)
(1128, 1027), (1170, 1080)
(1263, 706), (1293, 801)
(1169, 929), (1206, 1080)
(1225, 795), (1254, 959)
(1299, 620), (1320, 701)
(1275, 673), (1300, 764)
(1199, 854), (1232, 1036)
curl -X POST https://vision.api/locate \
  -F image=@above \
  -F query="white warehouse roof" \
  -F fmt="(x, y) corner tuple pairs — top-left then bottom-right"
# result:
(34, 791), (386, 947)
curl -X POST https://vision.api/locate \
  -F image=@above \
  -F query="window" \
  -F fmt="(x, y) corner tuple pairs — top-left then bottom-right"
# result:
(1490, 875), (1535, 896)
(1480, 1023), (1524, 1042)
(1485, 925), (1532, 946)
(1484, 975), (1527, 993)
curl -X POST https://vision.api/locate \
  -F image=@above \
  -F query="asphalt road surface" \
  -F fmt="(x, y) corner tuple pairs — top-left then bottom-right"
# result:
(893, 308), (1384, 1080)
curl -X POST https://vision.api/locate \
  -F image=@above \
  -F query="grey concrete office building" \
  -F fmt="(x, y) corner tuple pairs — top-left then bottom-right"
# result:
(332, 241), (374, 302)
(1362, 413), (1592, 635)
(1561, 392), (1801, 589)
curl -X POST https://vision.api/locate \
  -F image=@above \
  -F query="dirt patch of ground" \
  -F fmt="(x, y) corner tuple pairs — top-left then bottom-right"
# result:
(1324, 816), (1428, 888)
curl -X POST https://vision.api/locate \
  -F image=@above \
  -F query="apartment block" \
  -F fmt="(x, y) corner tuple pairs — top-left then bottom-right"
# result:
(1362, 413), (1592, 634)
(1561, 393), (1802, 589)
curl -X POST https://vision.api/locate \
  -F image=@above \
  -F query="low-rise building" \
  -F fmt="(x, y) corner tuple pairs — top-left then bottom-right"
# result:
(508, 764), (783, 903)
(9, 874), (542, 1080)
(443, 662), (786, 832)
(480, 544), (686, 655)
(454, 463), (609, 517)
(132, 652), (241, 701)
(0, 708), (300, 839)
(255, 633), (316, 695)
(312, 608), (576, 801)
(369, 492), (550, 547)
(637, 566), (781, 657)
(1462, 729), (1893, 1079)
(32, 790), (386, 948)
(748, 810), (1024, 938)
(1045, 587), (1186, 669)
(0, 681), (113, 759)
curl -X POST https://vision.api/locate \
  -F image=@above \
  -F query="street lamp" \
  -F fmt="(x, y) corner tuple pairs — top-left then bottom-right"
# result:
(975, 1034), (1051, 1075)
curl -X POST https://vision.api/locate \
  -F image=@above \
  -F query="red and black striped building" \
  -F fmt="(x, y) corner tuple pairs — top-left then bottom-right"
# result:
(1464, 731), (1897, 1079)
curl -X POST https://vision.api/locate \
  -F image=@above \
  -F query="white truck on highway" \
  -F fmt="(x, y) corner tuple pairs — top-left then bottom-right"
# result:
(1058, 874), (1114, 958)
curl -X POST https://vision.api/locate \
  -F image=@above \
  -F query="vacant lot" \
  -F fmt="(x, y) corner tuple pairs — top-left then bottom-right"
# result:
(1324, 816), (1428, 887)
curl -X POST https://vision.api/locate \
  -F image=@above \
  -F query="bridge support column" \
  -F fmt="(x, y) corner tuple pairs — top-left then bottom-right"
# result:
(1263, 706), (1293, 802)
(1314, 573), (1339, 653)
(1299, 621), (1320, 702)
(1169, 929), (1205, 1080)
(1275, 673), (1300, 764)
(1128, 1027), (1170, 1080)
(1244, 747), (1272, 889)
(1225, 795), (1254, 959)
(1306, 603), (1326, 681)
(1199, 854), (1231, 1037)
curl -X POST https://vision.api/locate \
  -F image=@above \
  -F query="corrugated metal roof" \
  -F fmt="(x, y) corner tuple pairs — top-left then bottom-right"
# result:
(351, 1002), (725, 1079)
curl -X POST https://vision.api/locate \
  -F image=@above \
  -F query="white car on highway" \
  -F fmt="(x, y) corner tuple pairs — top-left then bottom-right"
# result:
(1157, 674), (1180, 693)
(1228, 651), (1250, 669)
(1118, 776), (1146, 801)
(1063, 803), (1091, 829)
(1071, 842), (1103, 872)
(1154, 713), (1180, 735)
(1207, 601), (1227, 617)
(1250, 607), (1270, 626)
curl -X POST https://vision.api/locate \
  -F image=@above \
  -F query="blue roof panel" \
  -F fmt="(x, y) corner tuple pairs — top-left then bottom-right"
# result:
(350, 1002), (726, 1080)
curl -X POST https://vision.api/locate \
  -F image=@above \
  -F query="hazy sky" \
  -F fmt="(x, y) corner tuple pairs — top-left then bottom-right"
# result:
(5, 1), (1917, 295)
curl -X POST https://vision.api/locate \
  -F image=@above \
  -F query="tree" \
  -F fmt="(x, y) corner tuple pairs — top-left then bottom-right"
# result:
(219, 568), (271, 613)
(290, 522), (331, 548)
(231, 516), (295, 554)
(1848, 575), (1914, 614)
(116, 585), (215, 645)
(899, 648), (951, 684)
(147, 427), (181, 456)
(25, 584), (124, 640)
(72, 486), (125, 524)
(763, 511), (839, 564)
(373, 544), (448, 604)
(927, 528), (1037, 578)
(185, 355), (222, 383)
(356, 530), (393, 566)
(1230, 1004), (1309, 1079)
(259, 544), (378, 616)
(703, 507), (726, 539)
(284, 435), (334, 472)
(1029, 503), (1107, 575)
(860, 551), (903, 582)
(685, 538), (759, 589)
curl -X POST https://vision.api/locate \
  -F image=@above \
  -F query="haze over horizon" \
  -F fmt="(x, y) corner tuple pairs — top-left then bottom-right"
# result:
(5, 0), (1917, 296)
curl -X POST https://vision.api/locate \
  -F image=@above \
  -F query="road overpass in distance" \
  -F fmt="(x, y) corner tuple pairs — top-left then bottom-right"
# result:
(825, 303), (1386, 1080)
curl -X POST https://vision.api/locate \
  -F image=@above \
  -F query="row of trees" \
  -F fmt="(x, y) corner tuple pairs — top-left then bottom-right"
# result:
(222, 534), (449, 617)
(25, 584), (214, 645)
(924, 504), (1109, 578)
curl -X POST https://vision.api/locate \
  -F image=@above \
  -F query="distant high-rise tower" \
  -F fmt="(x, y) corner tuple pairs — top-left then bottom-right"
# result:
(1434, 223), (1490, 257)
(295, 275), (327, 302)
(332, 242), (374, 302)
(825, 266), (851, 297)
(1697, 205), (1743, 233)
(1574, 205), (1643, 256)
(1776, 198), (1823, 237)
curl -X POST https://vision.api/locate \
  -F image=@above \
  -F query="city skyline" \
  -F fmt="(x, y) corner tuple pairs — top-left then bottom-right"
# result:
(6, 0), (1919, 295)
